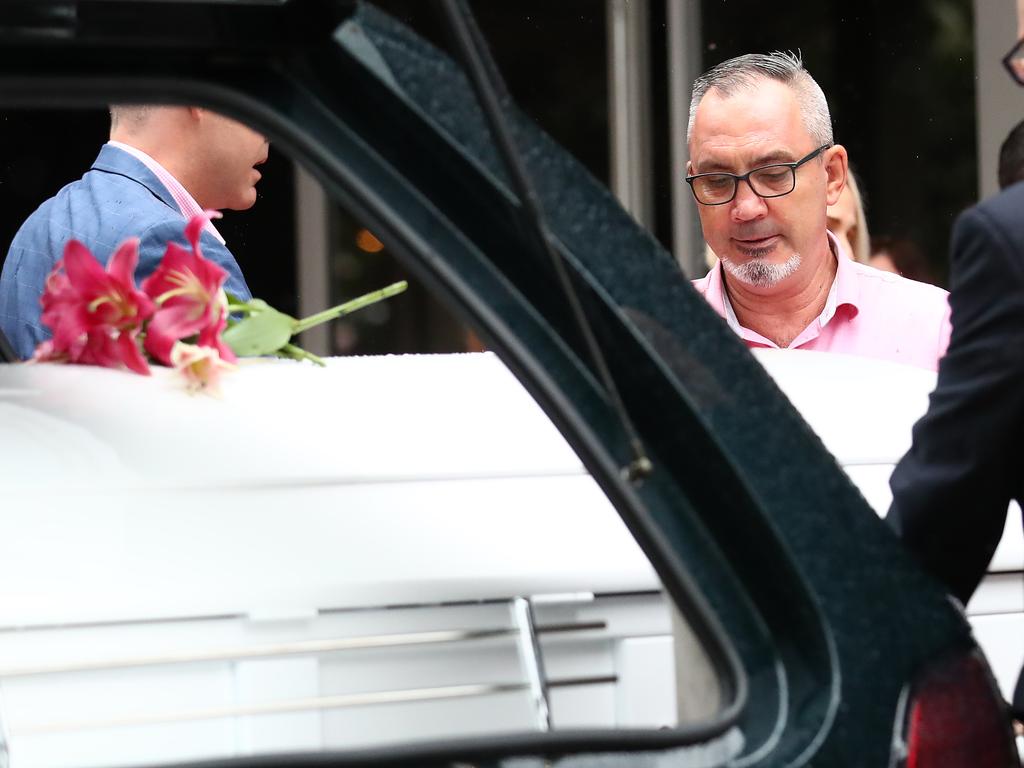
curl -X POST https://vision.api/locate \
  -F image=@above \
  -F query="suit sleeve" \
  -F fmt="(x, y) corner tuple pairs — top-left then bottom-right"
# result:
(134, 219), (253, 302)
(887, 203), (1024, 605)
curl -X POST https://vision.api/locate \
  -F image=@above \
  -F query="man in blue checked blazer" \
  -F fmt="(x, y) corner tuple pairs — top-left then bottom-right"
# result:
(0, 105), (266, 359)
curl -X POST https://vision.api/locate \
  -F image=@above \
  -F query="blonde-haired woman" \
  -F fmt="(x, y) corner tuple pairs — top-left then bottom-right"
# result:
(826, 168), (870, 264)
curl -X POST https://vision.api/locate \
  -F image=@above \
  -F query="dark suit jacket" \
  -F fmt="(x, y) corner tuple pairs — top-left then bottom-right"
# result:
(888, 180), (1024, 714)
(0, 143), (252, 359)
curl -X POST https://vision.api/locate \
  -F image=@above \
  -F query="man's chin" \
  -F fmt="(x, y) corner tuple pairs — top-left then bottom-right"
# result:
(721, 253), (802, 289)
(225, 192), (258, 212)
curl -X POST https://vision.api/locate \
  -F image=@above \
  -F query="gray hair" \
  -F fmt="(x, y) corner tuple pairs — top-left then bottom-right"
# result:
(687, 51), (833, 147)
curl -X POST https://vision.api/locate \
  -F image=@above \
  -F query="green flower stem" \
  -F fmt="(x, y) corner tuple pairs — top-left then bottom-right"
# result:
(292, 281), (408, 335)
(279, 343), (325, 367)
(227, 304), (257, 314)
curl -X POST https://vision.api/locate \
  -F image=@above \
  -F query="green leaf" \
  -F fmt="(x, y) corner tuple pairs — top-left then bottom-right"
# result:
(223, 307), (297, 357)
(222, 282), (406, 361)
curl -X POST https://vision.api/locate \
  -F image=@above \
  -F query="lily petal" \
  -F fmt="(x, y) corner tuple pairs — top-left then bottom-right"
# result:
(62, 240), (111, 296)
(117, 331), (151, 376)
(107, 237), (141, 285)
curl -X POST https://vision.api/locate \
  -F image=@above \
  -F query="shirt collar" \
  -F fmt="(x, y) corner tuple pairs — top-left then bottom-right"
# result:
(107, 140), (226, 245)
(713, 229), (860, 342)
(827, 229), (861, 321)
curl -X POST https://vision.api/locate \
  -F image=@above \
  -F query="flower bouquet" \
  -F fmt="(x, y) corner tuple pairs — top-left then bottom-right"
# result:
(33, 212), (406, 391)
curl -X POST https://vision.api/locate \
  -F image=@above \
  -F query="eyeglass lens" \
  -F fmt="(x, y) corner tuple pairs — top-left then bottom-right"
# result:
(693, 166), (795, 204)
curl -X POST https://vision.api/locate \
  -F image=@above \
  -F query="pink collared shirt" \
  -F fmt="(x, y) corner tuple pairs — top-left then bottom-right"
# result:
(693, 232), (951, 371)
(107, 140), (226, 245)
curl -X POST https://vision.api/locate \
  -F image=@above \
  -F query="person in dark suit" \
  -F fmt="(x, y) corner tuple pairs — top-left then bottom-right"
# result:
(889, 3), (1024, 722)
(0, 105), (267, 359)
(887, 162), (1024, 719)
(888, 180), (1024, 605)
(998, 118), (1024, 189)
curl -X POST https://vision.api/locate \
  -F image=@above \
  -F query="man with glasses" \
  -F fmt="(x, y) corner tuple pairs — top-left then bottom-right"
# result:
(687, 52), (951, 371)
(889, 1), (1024, 732)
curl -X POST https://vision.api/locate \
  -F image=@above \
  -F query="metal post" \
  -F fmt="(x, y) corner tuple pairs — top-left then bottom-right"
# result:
(667, 0), (705, 277)
(973, 0), (1020, 200)
(294, 164), (331, 356)
(607, 0), (654, 231)
(512, 597), (552, 732)
(0, 687), (9, 768)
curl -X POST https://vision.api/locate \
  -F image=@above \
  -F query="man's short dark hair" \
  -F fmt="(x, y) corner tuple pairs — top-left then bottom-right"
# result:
(998, 119), (1024, 189)
(109, 105), (153, 132)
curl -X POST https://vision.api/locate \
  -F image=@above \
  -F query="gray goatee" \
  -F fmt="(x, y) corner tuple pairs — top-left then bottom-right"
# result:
(721, 253), (802, 288)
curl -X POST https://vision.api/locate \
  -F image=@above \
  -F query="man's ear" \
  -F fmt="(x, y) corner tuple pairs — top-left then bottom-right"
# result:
(824, 145), (848, 206)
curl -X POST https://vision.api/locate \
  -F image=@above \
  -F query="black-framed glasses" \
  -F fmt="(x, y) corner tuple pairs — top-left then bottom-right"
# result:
(685, 144), (832, 206)
(1003, 36), (1024, 86)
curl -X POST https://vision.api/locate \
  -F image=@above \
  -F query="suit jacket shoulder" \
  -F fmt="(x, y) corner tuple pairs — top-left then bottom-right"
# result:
(957, 182), (1024, 283)
(0, 144), (250, 359)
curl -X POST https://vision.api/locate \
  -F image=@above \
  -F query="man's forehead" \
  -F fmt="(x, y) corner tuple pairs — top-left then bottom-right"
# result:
(689, 80), (810, 169)
(690, 135), (798, 171)
(696, 77), (800, 122)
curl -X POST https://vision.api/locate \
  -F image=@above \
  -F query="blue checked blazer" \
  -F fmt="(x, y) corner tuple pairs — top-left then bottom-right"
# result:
(0, 144), (252, 359)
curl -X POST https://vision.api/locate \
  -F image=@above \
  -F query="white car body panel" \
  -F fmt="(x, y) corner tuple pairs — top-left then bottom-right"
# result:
(0, 354), (669, 767)
(0, 354), (659, 626)
(752, 348), (1024, 698)
(0, 349), (1019, 766)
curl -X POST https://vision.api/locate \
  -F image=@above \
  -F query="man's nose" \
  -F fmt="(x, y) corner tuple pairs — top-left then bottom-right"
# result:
(730, 178), (768, 221)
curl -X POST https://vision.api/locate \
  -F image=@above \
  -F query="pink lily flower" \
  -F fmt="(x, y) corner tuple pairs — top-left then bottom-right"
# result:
(36, 238), (154, 375)
(170, 342), (236, 394)
(141, 214), (236, 366)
